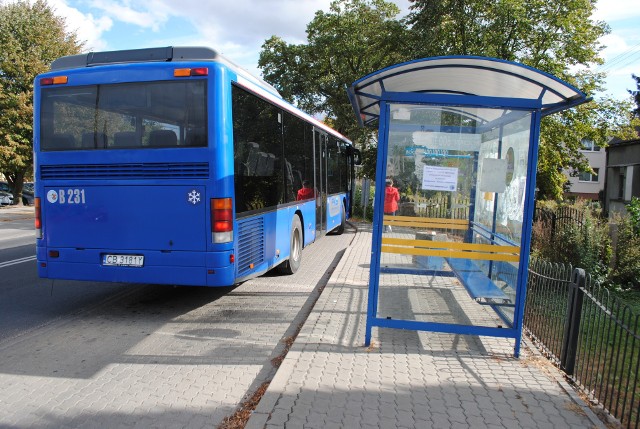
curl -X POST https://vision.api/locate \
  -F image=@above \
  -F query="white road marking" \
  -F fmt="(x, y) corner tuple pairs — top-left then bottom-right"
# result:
(0, 255), (36, 268)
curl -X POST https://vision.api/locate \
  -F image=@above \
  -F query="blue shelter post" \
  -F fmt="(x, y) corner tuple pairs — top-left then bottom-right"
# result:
(348, 56), (589, 357)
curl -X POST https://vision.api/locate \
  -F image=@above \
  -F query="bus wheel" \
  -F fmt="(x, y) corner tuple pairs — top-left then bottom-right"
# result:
(279, 215), (302, 275)
(334, 203), (346, 235)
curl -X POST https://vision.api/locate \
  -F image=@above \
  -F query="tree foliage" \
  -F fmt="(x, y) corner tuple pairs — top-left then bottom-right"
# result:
(409, 0), (617, 199)
(258, 0), (638, 198)
(0, 0), (82, 202)
(630, 74), (640, 118)
(408, 0), (607, 72)
(259, 0), (410, 152)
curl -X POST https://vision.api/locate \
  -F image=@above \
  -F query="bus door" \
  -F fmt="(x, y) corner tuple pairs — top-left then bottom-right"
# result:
(314, 129), (328, 236)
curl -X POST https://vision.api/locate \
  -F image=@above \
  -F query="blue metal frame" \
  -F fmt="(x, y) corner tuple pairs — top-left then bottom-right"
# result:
(365, 102), (390, 345)
(512, 111), (543, 356)
(356, 57), (589, 357)
(348, 55), (590, 127)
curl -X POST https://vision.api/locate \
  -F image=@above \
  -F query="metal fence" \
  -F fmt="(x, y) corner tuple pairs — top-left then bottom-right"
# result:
(533, 206), (585, 233)
(525, 259), (640, 429)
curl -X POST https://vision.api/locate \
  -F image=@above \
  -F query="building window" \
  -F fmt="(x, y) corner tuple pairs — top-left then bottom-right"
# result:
(618, 167), (627, 200)
(580, 139), (601, 152)
(578, 168), (599, 182)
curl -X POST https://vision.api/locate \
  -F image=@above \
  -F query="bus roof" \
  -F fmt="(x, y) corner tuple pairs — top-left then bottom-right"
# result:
(48, 46), (352, 145)
(50, 46), (281, 97)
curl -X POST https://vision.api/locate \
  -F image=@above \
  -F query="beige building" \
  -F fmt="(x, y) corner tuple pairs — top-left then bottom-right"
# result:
(564, 139), (606, 201)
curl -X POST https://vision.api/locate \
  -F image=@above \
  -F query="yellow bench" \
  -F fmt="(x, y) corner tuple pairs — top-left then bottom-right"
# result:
(383, 215), (468, 231)
(381, 237), (520, 262)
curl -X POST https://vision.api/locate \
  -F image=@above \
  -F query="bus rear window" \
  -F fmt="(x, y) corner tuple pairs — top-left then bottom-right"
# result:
(40, 80), (207, 151)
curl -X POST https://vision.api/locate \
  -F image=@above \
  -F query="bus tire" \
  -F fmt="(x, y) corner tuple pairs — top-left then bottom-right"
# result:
(279, 215), (302, 275)
(334, 203), (346, 235)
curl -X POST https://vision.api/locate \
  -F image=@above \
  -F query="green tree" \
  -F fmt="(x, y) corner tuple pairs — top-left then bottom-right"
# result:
(408, 0), (628, 199)
(0, 0), (82, 204)
(259, 0), (637, 194)
(259, 0), (410, 158)
(408, 0), (607, 68)
(630, 74), (640, 118)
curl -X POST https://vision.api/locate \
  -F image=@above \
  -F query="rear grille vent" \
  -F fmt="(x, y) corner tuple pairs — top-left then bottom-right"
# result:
(40, 162), (209, 180)
(237, 217), (265, 276)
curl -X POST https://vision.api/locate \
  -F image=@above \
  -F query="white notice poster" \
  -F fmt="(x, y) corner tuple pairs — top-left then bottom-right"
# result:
(479, 158), (508, 193)
(422, 165), (458, 192)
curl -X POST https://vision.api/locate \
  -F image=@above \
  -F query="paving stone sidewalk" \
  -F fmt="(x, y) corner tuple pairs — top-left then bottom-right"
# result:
(247, 224), (604, 429)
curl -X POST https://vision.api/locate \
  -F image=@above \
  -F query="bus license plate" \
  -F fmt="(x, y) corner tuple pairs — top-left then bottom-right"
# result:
(102, 254), (144, 267)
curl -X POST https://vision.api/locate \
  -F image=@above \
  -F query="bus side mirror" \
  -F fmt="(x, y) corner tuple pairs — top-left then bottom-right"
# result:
(354, 148), (362, 165)
(347, 146), (362, 165)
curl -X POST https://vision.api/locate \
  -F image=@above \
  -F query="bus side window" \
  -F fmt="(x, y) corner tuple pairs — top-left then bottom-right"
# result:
(255, 152), (275, 176)
(244, 142), (260, 176)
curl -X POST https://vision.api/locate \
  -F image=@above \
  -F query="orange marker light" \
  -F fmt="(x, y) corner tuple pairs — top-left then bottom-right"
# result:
(35, 197), (42, 239)
(211, 198), (233, 243)
(174, 68), (191, 77)
(174, 67), (209, 77)
(40, 76), (68, 86)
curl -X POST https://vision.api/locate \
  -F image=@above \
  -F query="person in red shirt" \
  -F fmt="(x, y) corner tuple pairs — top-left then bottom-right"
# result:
(384, 178), (400, 232)
(297, 180), (315, 201)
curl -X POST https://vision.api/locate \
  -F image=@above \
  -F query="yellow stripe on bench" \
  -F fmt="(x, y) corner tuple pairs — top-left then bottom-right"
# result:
(381, 237), (520, 262)
(383, 215), (468, 230)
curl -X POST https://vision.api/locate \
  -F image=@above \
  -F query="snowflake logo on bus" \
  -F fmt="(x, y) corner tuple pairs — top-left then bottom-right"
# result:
(47, 190), (58, 203)
(187, 190), (201, 205)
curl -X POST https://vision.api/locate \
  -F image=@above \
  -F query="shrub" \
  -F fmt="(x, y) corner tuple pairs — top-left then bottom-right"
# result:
(352, 181), (375, 222)
(531, 200), (610, 284)
(627, 196), (640, 234)
(609, 213), (640, 290)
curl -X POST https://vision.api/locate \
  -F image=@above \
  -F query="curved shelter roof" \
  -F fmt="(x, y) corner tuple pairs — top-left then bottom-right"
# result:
(348, 56), (589, 127)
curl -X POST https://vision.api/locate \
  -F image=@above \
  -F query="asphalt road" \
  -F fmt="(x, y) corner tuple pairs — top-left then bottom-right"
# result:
(0, 207), (134, 342)
(0, 205), (354, 428)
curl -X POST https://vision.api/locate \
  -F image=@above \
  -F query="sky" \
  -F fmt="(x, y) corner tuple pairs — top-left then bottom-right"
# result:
(41, 0), (640, 102)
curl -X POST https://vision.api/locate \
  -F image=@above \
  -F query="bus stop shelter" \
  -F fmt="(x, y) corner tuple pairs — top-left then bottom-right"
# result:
(347, 56), (589, 357)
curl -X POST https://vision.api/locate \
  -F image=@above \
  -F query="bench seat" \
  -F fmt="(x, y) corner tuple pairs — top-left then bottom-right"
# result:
(447, 258), (512, 305)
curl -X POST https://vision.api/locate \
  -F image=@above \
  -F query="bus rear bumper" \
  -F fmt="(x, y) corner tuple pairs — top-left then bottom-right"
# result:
(36, 247), (236, 287)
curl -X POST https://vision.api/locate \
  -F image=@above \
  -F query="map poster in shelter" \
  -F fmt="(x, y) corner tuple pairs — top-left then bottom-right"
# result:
(422, 165), (458, 192)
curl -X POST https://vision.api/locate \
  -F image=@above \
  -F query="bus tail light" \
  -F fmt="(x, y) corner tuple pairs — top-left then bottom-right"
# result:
(35, 197), (42, 239)
(174, 67), (208, 77)
(211, 198), (233, 243)
(40, 76), (68, 85)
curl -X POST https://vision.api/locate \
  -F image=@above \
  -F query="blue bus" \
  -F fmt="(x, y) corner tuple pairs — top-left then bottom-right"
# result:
(33, 46), (360, 287)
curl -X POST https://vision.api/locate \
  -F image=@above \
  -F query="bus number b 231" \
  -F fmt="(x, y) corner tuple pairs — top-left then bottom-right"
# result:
(55, 189), (86, 204)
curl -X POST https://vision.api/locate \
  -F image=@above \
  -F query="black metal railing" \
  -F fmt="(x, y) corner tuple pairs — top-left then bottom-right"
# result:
(525, 259), (640, 429)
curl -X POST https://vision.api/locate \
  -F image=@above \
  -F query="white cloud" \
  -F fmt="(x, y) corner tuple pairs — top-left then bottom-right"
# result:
(166, 0), (331, 46)
(600, 34), (630, 59)
(593, 0), (640, 22)
(161, 0), (411, 75)
(88, 0), (172, 31)
(43, 0), (413, 73)
(9, 0), (112, 51)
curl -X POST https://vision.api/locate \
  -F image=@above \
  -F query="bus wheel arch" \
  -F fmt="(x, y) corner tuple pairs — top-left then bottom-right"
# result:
(333, 199), (346, 235)
(278, 213), (303, 275)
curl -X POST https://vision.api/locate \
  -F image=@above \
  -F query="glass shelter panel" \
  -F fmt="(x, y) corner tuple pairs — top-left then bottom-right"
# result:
(378, 103), (532, 330)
